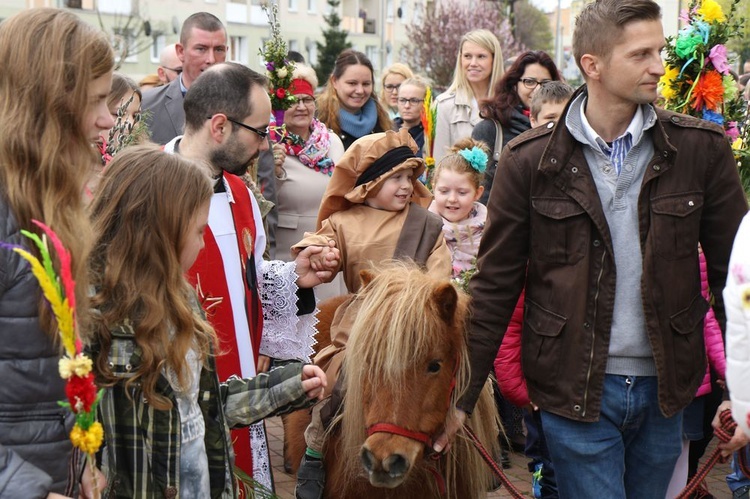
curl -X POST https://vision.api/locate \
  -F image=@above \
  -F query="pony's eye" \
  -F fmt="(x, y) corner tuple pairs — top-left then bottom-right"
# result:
(427, 361), (441, 373)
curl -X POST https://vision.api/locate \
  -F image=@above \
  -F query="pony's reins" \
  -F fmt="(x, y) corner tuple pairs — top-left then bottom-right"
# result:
(463, 423), (526, 499)
(676, 409), (750, 498)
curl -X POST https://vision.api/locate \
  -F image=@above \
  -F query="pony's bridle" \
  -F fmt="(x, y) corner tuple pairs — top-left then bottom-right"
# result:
(364, 352), (460, 449)
(363, 353), (460, 496)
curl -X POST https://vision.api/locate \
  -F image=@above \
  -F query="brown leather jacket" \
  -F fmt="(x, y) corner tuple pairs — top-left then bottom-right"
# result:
(461, 92), (748, 422)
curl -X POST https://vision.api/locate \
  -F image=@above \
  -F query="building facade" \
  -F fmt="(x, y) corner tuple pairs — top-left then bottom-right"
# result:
(12, 0), (426, 81)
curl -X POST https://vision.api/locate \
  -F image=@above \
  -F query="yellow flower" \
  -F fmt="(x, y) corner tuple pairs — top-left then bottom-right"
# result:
(659, 66), (680, 100)
(59, 353), (92, 379)
(425, 157), (435, 167)
(733, 138), (744, 150)
(697, 0), (726, 23)
(70, 422), (104, 455)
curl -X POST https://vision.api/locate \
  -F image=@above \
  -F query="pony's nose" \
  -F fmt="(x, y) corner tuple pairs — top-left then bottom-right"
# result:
(361, 447), (375, 473)
(360, 447), (410, 479)
(383, 454), (409, 478)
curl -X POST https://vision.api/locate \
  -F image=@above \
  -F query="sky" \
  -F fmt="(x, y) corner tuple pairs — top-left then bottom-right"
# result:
(528, 0), (572, 13)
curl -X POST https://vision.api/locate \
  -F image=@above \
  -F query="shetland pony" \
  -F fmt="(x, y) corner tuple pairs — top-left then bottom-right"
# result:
(285, 263), (500, 498)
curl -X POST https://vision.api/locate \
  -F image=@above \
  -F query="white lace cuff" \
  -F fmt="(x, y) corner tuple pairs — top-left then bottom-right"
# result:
(258, 260), (318, 362)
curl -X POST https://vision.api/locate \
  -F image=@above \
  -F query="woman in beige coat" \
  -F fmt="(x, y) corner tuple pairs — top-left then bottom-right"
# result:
(272, 64), (347, 299)
(433, 29), (504, 163)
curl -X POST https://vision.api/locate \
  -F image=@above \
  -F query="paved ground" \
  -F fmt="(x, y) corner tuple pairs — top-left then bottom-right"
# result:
(265, 416), (735, 498)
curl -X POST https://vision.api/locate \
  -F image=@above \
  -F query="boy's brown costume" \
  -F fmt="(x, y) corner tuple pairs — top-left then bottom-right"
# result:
(292, 128), (452, 396)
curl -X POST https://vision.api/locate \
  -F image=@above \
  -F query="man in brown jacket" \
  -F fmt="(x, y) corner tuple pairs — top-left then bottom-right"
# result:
(434, 0), (748, 497)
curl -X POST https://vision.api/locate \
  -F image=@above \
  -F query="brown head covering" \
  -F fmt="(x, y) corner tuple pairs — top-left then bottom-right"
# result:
(316, 128), (433, 228)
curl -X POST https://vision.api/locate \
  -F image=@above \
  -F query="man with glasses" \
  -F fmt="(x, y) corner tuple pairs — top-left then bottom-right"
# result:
(164, 62), (339, 491)
(146, 12), (280, 261)
(156, 43), (182, 86)
(393, 77), (427, 157)
(143, 12), (227, 145)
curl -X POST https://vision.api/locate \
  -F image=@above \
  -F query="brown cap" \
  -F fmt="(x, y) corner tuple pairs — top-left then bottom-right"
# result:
(316, 128), (432, 228)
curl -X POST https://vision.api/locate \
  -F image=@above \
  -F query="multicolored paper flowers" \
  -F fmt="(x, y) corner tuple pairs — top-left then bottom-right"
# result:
(660, 0), (750, 195)
(5, 221), (104, 490)
(660, 0), (744, 132)
(260, 3), (297, 113)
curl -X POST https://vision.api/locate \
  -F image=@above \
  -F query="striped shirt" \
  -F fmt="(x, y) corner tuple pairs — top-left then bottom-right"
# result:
(579, 102), (644, 175)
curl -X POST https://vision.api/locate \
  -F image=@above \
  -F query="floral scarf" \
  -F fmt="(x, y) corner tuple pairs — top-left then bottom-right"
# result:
(271, 118), (335, 176)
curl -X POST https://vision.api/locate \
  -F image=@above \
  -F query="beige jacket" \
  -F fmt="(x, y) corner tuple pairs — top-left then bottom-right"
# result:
(433, 90), (482, 163)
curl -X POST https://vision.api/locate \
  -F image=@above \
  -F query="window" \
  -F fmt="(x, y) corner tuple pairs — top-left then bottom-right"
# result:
(98, 0), (131, 14)
(229, 35), (249, 65)
(150, 34), (166, 63)
(398, 2), (408, 22)
(307, 0), (316, 13)
(289, 0), (298, 11)
(413, 2), (424, 24)
(307, 43), (318, 66)
(289, 39), (299, 53)
(365, 45), (379, 70)
(386, 0), (394, 22)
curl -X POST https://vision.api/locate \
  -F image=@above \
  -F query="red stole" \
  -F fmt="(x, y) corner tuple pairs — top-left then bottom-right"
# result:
(187, 172), (263, 476)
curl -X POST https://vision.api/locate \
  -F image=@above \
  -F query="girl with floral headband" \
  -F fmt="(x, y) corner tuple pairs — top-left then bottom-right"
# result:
(428, 137), (489, 285)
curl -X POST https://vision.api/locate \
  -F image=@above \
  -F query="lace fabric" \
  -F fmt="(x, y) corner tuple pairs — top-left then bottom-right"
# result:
(258, 260), (319, 362)
(250, 421), (273, 491)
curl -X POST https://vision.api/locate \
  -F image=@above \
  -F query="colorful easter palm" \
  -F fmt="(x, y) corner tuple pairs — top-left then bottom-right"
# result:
(7, 220), (104, 496)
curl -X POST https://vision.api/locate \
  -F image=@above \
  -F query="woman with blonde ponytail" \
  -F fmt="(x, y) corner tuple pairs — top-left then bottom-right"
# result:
(0, 8), (114, 498)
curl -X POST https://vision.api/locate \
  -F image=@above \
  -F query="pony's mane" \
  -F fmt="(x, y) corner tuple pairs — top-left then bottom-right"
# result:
(336, 261), (480, 493)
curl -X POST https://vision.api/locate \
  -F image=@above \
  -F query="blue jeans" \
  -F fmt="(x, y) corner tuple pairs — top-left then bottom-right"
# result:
(727, 446), (750, 494)
(540, 374), (683, 499)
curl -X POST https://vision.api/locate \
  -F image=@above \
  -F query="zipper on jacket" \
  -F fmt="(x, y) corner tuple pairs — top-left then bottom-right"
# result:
(0, 410), (67, 423)
(582, 250), (606, 417)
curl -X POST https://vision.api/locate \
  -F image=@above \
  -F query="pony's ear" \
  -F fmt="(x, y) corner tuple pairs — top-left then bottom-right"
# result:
(359, 269), (376, 287)
(432, 283), (458, 323)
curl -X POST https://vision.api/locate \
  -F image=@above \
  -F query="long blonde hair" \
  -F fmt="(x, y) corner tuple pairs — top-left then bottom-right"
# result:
(316, 49), (392, 137)
(0, 8), (114, 337)
(89, 145), (215, 410)
(446, 29), (504, 101)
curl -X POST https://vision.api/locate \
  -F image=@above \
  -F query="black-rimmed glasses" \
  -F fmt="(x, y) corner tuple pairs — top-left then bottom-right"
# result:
(397, 97), (424, 106)
(162, 66), (182, 74)
(520, 77), (552, 89)
(207, 115), (269, 139)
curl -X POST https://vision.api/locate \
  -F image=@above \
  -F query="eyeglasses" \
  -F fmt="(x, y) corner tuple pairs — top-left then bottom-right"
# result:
(397, 98), (424, 106)
(520, 77), (552, 89)
(162, 65), (182, 74)
(207, 115), (269, 139)
(293, 96), (316, 107)
(384, 83), (401, 93)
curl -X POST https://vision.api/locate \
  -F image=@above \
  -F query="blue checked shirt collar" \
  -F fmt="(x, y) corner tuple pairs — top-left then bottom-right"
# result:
(579, 99), (644, 175)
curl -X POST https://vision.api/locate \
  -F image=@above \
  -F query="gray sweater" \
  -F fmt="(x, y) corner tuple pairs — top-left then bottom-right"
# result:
(565, 94), (658, 377)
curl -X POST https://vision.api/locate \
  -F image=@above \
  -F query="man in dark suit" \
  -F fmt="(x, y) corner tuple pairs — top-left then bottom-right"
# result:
(142, 12), (227, 145)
